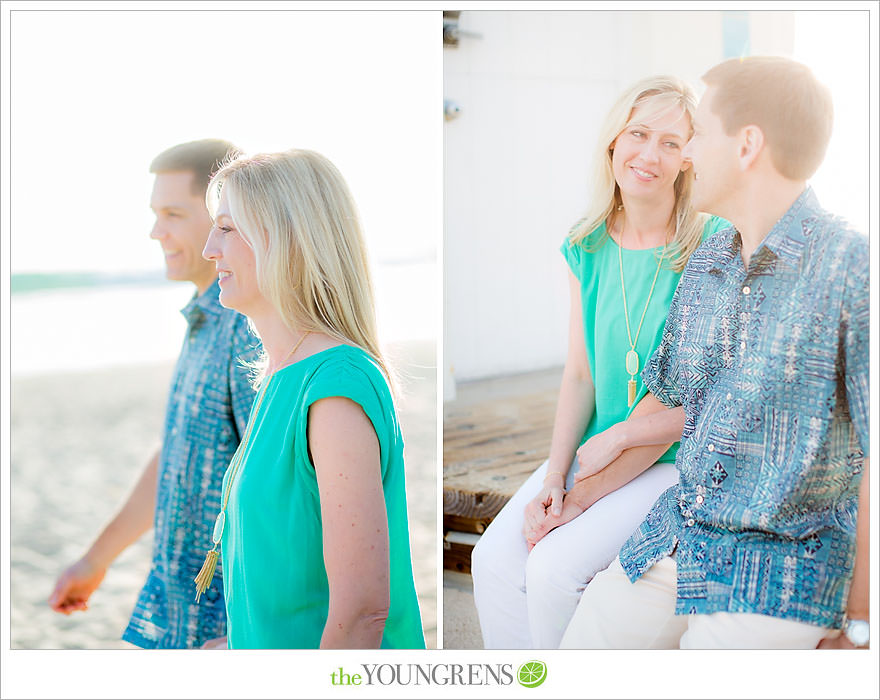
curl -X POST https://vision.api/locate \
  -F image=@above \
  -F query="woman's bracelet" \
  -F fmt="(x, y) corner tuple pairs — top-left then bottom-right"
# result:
(544, 470), (566, 482)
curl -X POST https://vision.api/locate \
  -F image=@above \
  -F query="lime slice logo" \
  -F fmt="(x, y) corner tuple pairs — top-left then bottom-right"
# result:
(517, 660), (547, 688)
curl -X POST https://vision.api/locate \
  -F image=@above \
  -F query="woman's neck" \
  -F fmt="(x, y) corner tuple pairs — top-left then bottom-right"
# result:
(614, 191), (676, 249)
(250, 311), (308, 373)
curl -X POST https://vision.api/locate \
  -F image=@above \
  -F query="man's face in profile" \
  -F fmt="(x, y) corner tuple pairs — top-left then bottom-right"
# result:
(149, 171), (216, 293)
(683, 86), (741, 218)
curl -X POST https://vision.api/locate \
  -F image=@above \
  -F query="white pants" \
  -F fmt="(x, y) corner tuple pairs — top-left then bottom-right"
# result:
(471, 457), (678, 649)
(560, 556), (831, 649)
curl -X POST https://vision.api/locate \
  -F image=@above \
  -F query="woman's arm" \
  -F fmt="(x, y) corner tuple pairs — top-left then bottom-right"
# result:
(522, 270), (595, 539)
(309, 397), (390, 649)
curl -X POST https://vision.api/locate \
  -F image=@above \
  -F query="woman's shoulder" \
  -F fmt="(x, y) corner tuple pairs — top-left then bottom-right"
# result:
(561, 219), (609, 271)
(298, 345), (392, 403)
(701, 214), (733, 240)
(562, 219), (606, 248)
(297, 346), (400, 446)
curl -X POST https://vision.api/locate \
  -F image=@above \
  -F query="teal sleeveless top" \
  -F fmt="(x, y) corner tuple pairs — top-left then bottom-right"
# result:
(561, 216), (729, 461)
(220, 344), (425, 649)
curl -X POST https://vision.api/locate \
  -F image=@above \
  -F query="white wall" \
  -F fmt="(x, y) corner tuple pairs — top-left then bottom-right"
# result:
(444, 10), (796, 392)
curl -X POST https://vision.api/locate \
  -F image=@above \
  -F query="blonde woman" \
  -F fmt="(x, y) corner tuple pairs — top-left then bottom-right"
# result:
(471, 76), (729, 649)
(196, 149), (424, 649)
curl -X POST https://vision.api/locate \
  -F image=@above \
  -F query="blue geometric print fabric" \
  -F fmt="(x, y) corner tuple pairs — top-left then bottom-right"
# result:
(122, 279), (260, 648)
(619, 188), (869, 629)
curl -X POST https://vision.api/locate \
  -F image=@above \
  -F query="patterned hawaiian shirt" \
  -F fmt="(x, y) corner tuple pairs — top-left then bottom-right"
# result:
(619, 188), (869, 629)
(122, 279), (260, 648)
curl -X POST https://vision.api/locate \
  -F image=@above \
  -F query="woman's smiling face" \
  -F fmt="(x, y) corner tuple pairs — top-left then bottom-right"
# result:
(202, 188), (270, 317)
(611, 97), (691, 203)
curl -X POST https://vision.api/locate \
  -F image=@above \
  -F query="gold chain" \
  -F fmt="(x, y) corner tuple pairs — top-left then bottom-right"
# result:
(618, 229), (667, 406)
(194, 331), (310, 602)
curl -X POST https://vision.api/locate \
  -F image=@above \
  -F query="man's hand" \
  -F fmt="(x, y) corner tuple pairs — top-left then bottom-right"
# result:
(48, 450), (160, 616)
(817, 632), (857, 649)
(201, 635), (228, 650)
(48, 557), (107, 615)
(574, 423), (626, 482)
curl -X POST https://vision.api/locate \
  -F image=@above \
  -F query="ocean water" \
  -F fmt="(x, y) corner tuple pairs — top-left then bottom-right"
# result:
(11, 261), (437, 377)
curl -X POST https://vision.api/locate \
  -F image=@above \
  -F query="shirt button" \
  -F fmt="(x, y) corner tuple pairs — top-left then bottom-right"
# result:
(726, 393), (732, 400)
(696, 495), (704, 504)
(707, 444), (715, 452)
(742, 285), (751, 295)
(687, 518), (695, 527)
(740, 341), (746, 350)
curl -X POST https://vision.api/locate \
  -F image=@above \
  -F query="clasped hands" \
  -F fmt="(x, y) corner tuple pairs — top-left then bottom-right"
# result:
(522, 427), (625, 550)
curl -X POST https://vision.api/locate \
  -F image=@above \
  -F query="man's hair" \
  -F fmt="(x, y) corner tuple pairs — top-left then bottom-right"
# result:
(702, 56), (833, 181)
(149, 139), (240, 196)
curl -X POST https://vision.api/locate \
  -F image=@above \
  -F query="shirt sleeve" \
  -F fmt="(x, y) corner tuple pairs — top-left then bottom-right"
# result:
(560, 235), (584, 278)
(842, 238), (870, 456)
(297, 358), (394, 478)
(228, 315), (261, 440)
(641, 272), (686, 408)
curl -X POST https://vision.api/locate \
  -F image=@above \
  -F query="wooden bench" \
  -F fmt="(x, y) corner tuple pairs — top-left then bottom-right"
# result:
(443, 367), (562, 573)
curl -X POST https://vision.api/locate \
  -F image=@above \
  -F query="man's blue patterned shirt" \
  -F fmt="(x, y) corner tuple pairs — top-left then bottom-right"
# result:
(619, 188), (869, 629)
(123, 279), (260, 648)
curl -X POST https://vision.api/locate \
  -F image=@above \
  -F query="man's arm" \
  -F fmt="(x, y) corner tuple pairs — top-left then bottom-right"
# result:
(848, 458), (870, 619)
(819, 457), (869, 649)
(574, 398), (685, 481)
(819, 242), (871, 647)
(49, 449), (159, 614)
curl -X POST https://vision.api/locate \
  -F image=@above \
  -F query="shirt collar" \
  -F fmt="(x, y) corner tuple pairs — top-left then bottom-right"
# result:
(707, 225), (742, 275)
(750, 186), (822, 268)
(180, 277), (223, 324)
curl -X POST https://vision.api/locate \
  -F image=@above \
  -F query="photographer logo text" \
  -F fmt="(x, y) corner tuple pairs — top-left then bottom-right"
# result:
(329, 661), (547, 688)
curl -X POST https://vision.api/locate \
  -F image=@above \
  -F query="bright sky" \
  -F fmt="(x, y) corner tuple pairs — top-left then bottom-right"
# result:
(9, 10), (440, 273)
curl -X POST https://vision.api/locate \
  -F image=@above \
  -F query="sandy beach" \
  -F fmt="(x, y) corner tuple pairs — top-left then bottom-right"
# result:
(10, 339), (437, 650)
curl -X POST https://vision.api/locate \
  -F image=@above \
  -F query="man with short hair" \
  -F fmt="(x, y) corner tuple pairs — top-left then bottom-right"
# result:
(560, 56), (869, 649)
(49, 139), (260, 649)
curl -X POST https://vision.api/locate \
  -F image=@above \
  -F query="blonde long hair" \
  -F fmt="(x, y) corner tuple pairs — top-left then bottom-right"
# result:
(569, 75), (706, 272)
(207, 149), (390, 385)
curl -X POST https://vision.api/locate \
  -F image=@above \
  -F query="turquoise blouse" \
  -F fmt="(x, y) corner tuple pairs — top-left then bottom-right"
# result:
(220, 345), (425, 649)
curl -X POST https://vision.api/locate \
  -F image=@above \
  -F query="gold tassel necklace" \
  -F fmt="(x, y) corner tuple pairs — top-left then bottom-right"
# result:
(194, 331), (311, 603)
(617, 225), (667, 407)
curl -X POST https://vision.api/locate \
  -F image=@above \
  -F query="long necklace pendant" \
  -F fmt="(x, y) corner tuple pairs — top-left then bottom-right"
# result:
(625, 349), (640, 376)
(625, 350), (639, 406)
(212, 511), (226, 545)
